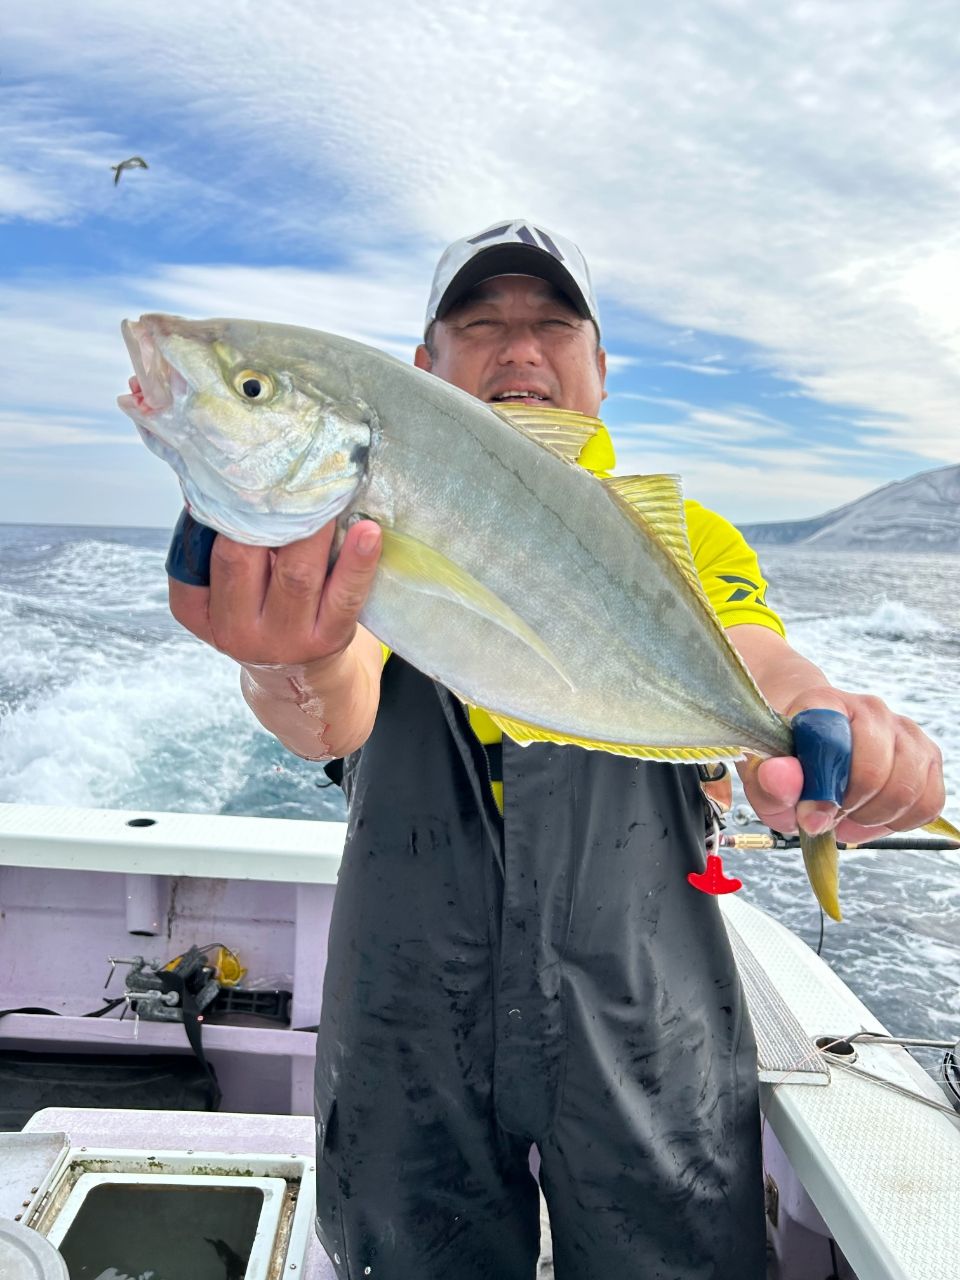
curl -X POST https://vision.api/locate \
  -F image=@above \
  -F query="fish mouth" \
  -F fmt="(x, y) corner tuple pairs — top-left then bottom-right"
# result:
(117, 317), (187, 418)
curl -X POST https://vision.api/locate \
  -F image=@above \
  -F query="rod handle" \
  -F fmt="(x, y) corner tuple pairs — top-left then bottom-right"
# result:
(792, 708), (852, 805)
(166, 508), (216, 587)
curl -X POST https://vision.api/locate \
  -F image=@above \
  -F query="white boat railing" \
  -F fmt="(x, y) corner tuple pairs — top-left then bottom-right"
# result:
(0, 802), (343, 885)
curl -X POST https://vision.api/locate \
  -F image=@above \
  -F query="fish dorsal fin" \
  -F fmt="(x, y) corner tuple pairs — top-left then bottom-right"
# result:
(602, 474), (777, 711)
(602, 474), (705, 599)
(485, 708), (743, 763)
(492, 404), (611, 468)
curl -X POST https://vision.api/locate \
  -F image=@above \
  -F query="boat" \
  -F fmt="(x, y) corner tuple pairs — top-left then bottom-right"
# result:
(0, 800), (957, 1279)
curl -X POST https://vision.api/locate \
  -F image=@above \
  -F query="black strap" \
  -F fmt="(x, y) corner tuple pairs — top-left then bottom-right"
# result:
(0, 998), (127, 1021)
(158, 971), (222, 1110)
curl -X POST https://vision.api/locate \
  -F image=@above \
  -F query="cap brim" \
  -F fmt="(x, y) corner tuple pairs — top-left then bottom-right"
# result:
(434, 244), (593, 323)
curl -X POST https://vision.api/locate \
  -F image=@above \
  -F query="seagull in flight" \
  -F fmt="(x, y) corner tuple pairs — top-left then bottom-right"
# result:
(111, 156), (149, 185)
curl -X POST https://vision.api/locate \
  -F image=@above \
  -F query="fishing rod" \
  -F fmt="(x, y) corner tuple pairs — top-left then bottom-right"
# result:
(722, 802), (960, 852)
(689, 826), (959, 912)
(719, 832), (960, 852)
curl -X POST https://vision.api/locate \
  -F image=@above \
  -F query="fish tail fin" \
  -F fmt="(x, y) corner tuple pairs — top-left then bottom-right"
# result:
(922, 815), (960, 843)
(800, 829), (842, 921)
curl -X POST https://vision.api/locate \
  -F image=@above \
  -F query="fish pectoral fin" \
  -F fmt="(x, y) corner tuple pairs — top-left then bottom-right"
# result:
(921, 815), (960, 843)
(492, 405), (613, 470)
(800, 830), (842, 921)
(378, 527), (572, 687)
(487, 709), (743, 762)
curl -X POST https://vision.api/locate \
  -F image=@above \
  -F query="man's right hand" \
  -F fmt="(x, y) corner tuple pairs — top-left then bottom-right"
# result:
(169, 518), (382, 666)
(169, 518), (384, 760)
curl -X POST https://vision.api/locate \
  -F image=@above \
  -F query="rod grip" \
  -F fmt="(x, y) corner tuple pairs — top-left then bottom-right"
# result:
(792, 708), (852, 805)
(165, 508), (216, 587)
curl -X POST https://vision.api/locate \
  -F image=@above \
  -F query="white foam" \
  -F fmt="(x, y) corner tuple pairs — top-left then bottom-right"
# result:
(852, 598), (943, 642)
(784, 609), (960, 812)
(0, 637), (256, 812)
(24, 537), (171, 613)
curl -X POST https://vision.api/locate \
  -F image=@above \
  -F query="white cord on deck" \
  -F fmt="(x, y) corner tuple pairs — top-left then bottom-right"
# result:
(819, 1032), (960, 1121)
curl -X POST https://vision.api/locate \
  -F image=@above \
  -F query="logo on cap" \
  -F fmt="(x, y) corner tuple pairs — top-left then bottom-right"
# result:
(467, 223), (566, 262)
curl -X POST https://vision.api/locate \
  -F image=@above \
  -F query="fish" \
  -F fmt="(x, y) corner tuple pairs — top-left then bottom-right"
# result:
(117, 313), (959, 920)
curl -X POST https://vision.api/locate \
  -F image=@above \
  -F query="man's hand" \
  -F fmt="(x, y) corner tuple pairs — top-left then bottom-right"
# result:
(169, 518), (383, 761)
(169, 518), (382, 667)
(728, 625), (946, 841)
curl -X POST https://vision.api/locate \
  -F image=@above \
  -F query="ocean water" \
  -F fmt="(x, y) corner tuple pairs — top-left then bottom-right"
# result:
(1, 524), (958, 1058)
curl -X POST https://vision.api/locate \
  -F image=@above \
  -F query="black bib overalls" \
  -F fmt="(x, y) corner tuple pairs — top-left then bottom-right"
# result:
(314, 658), (766, 1279)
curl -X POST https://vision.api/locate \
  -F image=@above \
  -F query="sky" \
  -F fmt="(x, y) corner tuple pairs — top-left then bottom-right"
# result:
(2, 0), (959, 528)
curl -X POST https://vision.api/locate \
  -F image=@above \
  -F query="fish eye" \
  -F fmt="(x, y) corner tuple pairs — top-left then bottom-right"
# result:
(233, 369), (274, 402)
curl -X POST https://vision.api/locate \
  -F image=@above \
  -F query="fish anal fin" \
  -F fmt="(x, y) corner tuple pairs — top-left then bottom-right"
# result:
(487, 708), (743, 762)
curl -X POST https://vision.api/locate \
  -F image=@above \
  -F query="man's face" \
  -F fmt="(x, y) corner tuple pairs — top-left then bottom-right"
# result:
(415, 275), (607, 416)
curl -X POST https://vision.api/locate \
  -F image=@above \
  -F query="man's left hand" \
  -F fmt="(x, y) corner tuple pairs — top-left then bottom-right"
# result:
(727, 625), (946, 840)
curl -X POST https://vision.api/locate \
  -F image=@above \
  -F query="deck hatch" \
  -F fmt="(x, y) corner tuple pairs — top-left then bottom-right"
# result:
(45, 1172), (284, 1279)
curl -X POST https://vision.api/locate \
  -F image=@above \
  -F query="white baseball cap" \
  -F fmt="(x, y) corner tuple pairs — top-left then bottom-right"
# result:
(424, 218), (601, 338)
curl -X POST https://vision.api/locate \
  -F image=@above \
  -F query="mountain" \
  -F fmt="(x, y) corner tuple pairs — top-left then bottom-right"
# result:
(737, 464), (960, 552)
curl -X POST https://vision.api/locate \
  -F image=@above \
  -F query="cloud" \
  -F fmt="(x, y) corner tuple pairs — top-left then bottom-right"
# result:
(603, 354), (638, 374)
(4, 0), (960, 533)
(0, 258), (429, 425)
(4, 0), (954, 463)
(0, 83), (263, 243)
(610, 443), (884, 527)
(0, 163), (67, 221)
(0, 87), (139, 223)
(0, 411), (138, 448)
(146, 260), (430, 353)
(657, 360), (735, 377)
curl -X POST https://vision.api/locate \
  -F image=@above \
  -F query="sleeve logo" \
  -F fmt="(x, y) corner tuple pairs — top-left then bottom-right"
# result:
(718, 574), (769, 607)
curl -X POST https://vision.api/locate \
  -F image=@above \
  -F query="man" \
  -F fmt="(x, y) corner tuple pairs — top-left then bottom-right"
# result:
(170, 220), (945, 1279)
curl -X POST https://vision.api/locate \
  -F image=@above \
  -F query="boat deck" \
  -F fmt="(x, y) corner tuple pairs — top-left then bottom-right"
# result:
(1, 802), (958, 1279)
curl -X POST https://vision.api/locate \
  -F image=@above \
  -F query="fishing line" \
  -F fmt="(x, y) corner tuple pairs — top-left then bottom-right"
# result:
(758, 1026), (960, 1242)
(759, 1029), (960, 1184)
(824, 1055), (960, 1119)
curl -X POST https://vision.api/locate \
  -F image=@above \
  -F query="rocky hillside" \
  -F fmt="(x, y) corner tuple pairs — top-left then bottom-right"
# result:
(737, 463), (960, 552)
